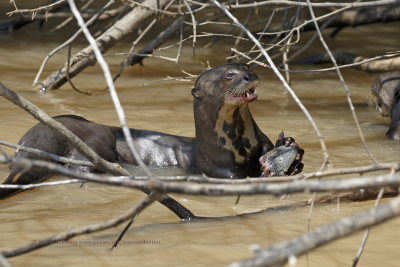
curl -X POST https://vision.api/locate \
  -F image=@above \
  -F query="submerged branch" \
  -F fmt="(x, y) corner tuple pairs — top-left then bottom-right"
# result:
(1, 192), (160, 258)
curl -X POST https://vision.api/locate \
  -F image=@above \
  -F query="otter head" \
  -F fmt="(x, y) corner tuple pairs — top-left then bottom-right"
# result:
(191, 62), (259, 108)
(191, 63), (263, 175)
(371, 72), (400, 117)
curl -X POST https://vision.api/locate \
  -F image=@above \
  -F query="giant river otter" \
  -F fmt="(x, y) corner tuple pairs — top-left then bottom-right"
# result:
(371, 71), (400, 140)
(0, 63), (303, 199)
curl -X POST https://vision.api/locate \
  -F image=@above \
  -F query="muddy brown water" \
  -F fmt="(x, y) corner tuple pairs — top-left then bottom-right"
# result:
(0, 17), (400, 267)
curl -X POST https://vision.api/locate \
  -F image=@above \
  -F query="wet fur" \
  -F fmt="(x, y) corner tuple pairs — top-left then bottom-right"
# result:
(371, 71), (400, 140)
(1, 63), (302, 199)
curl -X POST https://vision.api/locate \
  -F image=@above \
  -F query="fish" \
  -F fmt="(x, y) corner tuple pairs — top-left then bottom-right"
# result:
(260, 145), (298, 177)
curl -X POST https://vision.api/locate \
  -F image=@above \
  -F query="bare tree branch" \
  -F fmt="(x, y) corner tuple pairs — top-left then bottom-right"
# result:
(0, 81), (128, 176)
(0, 179), (84, 190)
(303, 6), (400, 36)
(114, 0), (176, 80)
(229, 194), (400, 267)
(127, 15), (186, 66)
(0, 253), (12, 267)
(298, 51), (400, 72)
(33, 0), (115, 87)
(352, 187), (385, 267)
(7, 0), (67, 16)
(0, 139), (93, 167)
(2, 152), (400, 197)
(209, 0), (330, 170)
(3, 155), (400, 196)
(35, 0), (171, 91)
(305, 0), (376, 164)
(67, 0), (152, 178)
(1, 192), (160, 258)
(228, 0), (400, 9)
(2, 1), (400, 265)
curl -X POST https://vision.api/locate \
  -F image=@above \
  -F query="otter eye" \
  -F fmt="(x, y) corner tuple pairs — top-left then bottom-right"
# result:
(226, 72), (236, 80)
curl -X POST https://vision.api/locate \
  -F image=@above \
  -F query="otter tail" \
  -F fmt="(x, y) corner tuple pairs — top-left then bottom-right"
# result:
(0, 167), (52, 200)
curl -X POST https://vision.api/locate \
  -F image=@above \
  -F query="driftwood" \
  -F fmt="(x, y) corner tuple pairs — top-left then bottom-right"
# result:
(34, 0), (171, 91)
(126, 15), (186, 66)
(4, 0), (394, 91)
(2, 0), (400, 266)
(306, 6), (400, 37)
(298, 51), (400, 72)
(256, 6), (400, 38)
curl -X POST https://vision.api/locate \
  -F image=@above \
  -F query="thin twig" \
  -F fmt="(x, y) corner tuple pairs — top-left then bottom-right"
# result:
(209, 0), (330, 170)
(0, 82), (129, 176)
(2, 153), (400, 186)
(67, 0), (194, 220)
(114, 0), (176, 81)
(111, 215), (136, 249)
(7, 0), (66, 16)
(113, 18), (157, 81)
(0, 139), (93, 167)
(286, 8), (344, 63)
(352, 187), (385, 267)
(0, 253), (12, 267)
(66, 43), (91, 95)
(229, 194), (400, 267)
(33, 0), (115, 87)
(126, 14), (186, 66)
(1, 192), (160, 258)
(67, 0), (152, 178)
(352, 167), (392, 266)
(50, 0), (96, 32)
(228, 0), (400, 9)
(229, 8), (254, 62)
(305, 0), (376, 164)
(127, 0), (179, 17)
(0, 179), (84, 190)
(4, 156), (400, 196)
(307, 192), (316, 232)
(183, 0), (197, 58)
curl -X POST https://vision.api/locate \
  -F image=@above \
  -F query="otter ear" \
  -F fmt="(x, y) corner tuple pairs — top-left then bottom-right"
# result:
(191, 87), (202, 98)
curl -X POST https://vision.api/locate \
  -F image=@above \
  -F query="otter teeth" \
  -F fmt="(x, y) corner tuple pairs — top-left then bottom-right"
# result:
(238, 87), (257, 98)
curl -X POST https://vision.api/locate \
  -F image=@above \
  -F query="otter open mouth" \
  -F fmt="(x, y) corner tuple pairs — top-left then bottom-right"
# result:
(228, 82), (259, 104)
